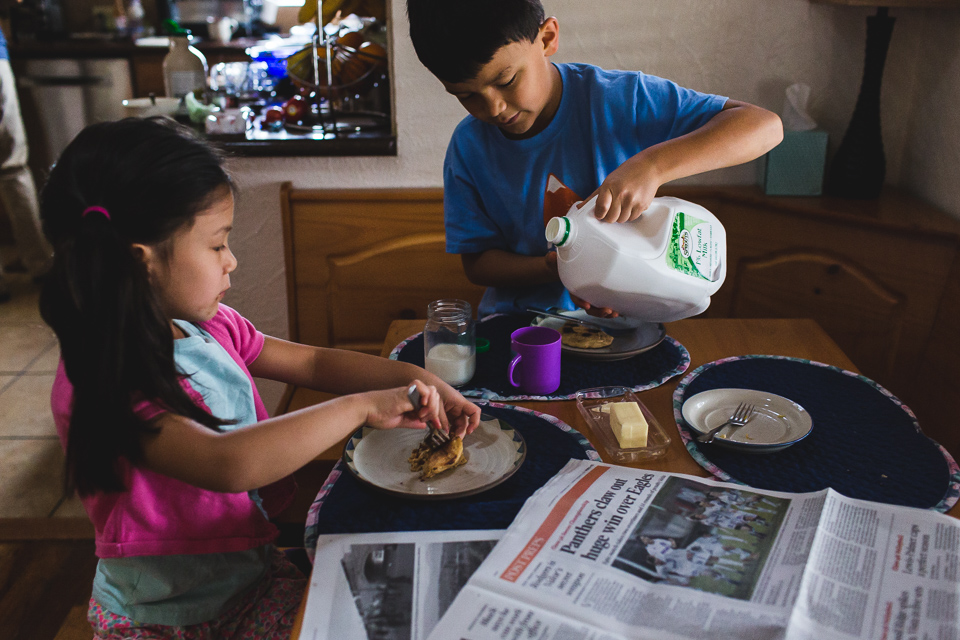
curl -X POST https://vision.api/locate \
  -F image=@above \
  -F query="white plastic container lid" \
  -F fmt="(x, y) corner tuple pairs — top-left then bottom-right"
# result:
(545, 216), (572, 246)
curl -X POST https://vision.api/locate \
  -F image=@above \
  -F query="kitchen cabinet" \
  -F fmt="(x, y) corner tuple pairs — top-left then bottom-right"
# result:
(280, 183), (960, 458)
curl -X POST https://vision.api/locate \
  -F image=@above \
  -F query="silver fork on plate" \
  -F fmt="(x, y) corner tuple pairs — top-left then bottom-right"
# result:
(697, 402), (756, 444)
(408, 385), (449, 448)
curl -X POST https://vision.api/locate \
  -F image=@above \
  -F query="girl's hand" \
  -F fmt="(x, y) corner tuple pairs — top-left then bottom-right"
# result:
(364, 381), (442, 431)
(436, 385), (482, 439)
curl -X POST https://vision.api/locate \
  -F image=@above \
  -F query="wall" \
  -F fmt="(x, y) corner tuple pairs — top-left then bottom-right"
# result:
(223, 0), (960, 412)
(898, 9), (960, 217)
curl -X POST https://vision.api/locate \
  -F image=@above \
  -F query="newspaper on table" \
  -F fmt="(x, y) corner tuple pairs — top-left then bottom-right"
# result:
(300, 529), (506, 639)
(300, 459), (960, 640)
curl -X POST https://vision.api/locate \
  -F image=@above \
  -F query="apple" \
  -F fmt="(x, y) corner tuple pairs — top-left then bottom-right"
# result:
(282, 95), (307, 123)
(264, 106), (284, 123)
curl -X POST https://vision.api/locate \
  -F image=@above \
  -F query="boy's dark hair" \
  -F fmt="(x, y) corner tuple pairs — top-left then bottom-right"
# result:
(39, 117), (234, 496)
(407, 0), (545, 84)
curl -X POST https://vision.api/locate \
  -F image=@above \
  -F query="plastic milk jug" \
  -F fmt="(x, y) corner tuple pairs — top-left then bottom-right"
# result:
(545, 196), (726, 322)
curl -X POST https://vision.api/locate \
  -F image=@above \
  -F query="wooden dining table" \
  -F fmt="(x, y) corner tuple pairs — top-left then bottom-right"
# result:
(291, 317), (959, 637)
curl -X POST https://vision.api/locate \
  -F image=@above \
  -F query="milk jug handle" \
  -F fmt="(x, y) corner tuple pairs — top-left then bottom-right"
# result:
(508, 354), (522, 388)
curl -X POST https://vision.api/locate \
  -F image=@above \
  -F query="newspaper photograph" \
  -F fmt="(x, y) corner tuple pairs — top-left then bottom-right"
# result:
(299, 529), (504, 640)
(425, 459), (960, 640)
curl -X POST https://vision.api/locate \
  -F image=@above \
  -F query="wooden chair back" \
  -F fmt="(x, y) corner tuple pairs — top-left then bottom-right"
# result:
(280, 183), (484, 353)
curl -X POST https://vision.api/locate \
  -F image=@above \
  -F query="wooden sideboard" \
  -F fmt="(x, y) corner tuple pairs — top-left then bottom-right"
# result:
(280, 183), (960, 458)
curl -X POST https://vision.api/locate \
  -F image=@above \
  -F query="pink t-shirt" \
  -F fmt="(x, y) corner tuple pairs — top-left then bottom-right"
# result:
(52, 305), (296, 558)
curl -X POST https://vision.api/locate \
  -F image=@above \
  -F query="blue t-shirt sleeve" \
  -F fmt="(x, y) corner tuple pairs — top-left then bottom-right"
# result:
(443, 128), (505, 254)
(633, 72), (727, 141)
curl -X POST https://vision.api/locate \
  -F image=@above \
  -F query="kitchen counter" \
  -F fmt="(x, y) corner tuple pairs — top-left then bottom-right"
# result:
(8, 34), (257, 59)
(8, 36), (396, 157)
(208, 127), (395, 156)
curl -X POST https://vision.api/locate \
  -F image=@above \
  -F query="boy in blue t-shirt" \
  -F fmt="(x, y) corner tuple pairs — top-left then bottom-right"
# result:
(407, 0), (783, 317)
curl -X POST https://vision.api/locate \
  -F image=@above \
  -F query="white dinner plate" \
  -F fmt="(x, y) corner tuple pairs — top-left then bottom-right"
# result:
(342, 416), (526, 499)
(531, 309), (666, 361)
(681, 388), (813, 453)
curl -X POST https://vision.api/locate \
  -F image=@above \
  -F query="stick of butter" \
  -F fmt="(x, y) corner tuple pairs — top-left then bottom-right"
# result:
(607, 402), (648, 448)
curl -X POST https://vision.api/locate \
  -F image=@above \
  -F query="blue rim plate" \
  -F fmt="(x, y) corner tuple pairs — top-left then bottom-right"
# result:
(681, 388), (812, 453)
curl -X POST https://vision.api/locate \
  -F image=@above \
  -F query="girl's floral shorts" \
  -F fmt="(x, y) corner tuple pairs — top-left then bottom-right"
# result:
(88, 546), (307, 639)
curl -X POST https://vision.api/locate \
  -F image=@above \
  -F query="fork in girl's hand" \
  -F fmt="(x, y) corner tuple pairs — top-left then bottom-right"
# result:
(408, 385), (449, 449)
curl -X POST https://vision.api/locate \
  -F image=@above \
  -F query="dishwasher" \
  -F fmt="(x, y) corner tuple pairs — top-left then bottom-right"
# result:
(16, 58), (133, 174)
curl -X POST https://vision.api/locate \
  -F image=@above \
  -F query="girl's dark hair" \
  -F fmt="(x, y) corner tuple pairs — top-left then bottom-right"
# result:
(407, 0), (545, 84)
(39, 117), (234, 496)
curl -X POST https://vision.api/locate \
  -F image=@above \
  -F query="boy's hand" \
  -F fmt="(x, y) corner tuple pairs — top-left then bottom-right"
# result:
(544, 250), (559, 277)
(570, 293), (620, 319)
(586, 154), (661, 223)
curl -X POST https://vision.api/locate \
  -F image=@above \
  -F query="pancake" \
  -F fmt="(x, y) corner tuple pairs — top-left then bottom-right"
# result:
(408, 436), (467, 480)
(560, 321), (615, 349)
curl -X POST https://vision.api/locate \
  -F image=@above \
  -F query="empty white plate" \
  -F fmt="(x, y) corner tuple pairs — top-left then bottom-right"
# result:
(681, 388), (812, 453)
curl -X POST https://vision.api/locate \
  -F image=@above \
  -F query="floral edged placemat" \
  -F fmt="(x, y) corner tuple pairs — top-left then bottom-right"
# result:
(304, 402), (599, 561)
(672, 355), (960, 513)
(390, 313), (689, 401)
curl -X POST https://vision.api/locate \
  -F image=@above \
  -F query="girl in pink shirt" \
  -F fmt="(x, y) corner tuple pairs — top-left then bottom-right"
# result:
(39, 118), (481, 639)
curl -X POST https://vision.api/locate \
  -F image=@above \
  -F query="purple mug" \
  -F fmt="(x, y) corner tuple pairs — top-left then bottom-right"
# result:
(508, 326), (562, 395)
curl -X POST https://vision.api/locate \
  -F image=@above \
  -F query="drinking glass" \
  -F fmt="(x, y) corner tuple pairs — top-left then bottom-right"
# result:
(424, 299), (476, 387)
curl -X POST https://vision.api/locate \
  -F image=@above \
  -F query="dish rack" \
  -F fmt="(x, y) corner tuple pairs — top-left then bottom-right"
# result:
(283, 0), (390, 134)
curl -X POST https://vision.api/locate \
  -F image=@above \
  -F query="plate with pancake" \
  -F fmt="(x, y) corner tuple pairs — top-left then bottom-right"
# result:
(530, 309), (666, 361)
(342, 415), (526, 500)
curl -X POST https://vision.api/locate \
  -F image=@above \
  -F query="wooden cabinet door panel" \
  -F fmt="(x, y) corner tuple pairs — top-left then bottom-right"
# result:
(714, 202), (954, 383)
(730, 249), (906, 381)
(908, 256), (960, 457)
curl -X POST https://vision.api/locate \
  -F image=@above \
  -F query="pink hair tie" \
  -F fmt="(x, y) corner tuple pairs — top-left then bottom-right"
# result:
(82, 206), (111, 221)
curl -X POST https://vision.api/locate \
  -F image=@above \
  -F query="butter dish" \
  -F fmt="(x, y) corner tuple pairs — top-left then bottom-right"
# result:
(575, 386), (671, 463)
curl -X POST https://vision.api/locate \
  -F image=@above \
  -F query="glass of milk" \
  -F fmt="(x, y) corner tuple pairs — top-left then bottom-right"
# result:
(424, 299), (476, 387)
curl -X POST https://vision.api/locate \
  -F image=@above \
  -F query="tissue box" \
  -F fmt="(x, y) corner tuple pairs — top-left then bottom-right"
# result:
(763, 130), (829, 196)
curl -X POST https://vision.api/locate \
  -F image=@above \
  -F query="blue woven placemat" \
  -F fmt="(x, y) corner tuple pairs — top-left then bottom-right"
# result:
(304, 403), (600, 560)
(390, 313), (689, 400)
(672, 355), (960, 512)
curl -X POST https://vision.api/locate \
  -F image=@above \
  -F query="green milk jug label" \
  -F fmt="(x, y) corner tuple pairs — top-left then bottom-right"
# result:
(666, 211), (721, 282)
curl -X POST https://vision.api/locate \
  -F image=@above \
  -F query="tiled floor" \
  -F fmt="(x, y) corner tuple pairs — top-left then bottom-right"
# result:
(0, 273), (86, 520)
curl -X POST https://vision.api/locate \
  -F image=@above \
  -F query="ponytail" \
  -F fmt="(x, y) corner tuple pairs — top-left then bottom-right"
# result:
(39, 118), (233, 496)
